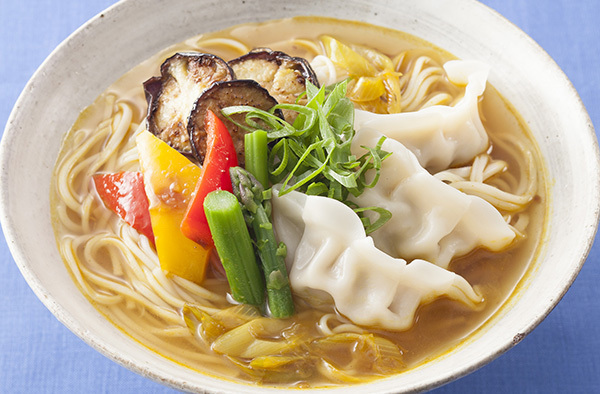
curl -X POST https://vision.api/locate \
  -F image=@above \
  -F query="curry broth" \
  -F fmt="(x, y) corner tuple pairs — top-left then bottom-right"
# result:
(52, 16), (546, 387)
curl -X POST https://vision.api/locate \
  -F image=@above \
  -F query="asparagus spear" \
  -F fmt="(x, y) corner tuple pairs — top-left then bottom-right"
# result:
(230, 166), (295, 318)
(244, 130), (269, 189)
(204, 190), (265, 307)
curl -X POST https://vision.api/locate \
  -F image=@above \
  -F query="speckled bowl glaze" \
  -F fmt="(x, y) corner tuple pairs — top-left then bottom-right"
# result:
(1, 0), (598, 392)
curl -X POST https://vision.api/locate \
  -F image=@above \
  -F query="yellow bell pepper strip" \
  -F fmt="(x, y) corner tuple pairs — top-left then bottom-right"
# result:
(136, 130), (211, 284)
(181, 110), (239, 247)
(92, 171), (155, 244)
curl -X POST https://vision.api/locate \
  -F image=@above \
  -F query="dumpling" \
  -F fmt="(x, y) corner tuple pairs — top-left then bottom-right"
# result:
(351, 128), (516, 269)
(271, 189), (481, 331)
(354, 60), (490, 172)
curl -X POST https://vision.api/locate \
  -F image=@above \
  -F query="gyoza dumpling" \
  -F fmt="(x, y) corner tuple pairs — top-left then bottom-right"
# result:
(271, 189), (481, 331)
(354, 60), (490, 172)
(351, 128), (516, 269)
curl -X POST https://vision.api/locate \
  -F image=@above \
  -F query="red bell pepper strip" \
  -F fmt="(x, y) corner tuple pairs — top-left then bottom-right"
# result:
(92, 171), (155, 243)
(181, 110), (239, 246)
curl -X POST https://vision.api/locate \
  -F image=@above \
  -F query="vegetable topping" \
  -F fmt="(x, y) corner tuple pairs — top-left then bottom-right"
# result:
(230, 166), (295, 318)
(181, 109), (239, 247)
(92, 171), (154, 243)
(144, 53), (234, 154)
(136, 130), (212, 284)
(188, 79), (281, 166)
(229, 48), (319, 122)
(96, 51), (391, 313)
(320, 36), (402, 114)
(222, 80), (392, 234)
(204, 190), (266, 307)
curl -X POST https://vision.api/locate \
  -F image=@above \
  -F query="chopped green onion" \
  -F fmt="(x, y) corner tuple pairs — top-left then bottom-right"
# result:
(223, 80), (392, 233)
(353, 206), (393, 235)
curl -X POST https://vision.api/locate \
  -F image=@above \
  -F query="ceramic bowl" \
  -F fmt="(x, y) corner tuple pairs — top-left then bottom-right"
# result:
(1, 0), (598, 392)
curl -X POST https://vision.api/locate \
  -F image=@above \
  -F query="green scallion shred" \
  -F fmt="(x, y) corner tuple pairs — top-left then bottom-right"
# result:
(222, 80), (393, 233)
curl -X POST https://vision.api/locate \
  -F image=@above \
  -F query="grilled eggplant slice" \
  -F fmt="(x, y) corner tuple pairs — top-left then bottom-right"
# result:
(144, 53), (234, 154)
(188, 80), (281, 166)
(228, 49), (319, 122)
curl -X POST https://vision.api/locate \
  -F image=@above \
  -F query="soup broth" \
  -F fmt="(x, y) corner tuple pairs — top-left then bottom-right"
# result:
(51, 16), (547, 388)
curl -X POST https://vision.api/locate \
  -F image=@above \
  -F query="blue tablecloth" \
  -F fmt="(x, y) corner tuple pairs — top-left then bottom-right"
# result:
(1, 1), (598, 392)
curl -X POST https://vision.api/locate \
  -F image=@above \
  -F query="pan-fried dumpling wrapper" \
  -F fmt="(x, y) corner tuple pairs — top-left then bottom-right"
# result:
(354, 60), (490, 172)
(271, 189), (481, 331)
(351, 128), (516, 269)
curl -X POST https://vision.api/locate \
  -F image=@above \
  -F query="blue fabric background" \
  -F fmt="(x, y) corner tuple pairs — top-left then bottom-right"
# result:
(1, 1), (598, 392)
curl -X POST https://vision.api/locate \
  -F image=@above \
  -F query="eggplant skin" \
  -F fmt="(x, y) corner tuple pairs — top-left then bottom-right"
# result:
(228, 49), (319, 122)
(188, 80), (281, 166)
(144, 53), (234, 154)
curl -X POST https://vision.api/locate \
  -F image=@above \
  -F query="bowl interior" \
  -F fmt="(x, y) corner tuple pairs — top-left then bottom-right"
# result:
(1, 0), (598, 392)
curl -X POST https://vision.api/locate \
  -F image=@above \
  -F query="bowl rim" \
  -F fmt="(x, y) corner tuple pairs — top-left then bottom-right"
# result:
(1, 0), (599, 392)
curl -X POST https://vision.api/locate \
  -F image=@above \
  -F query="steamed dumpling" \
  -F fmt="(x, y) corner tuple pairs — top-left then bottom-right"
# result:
(351, 128), (516, 269)
(354, 60), (490, 172)
(272, 189), (481, 331)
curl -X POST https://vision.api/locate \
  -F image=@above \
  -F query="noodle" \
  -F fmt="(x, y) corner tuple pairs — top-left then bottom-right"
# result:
(395, 51), (461, 111)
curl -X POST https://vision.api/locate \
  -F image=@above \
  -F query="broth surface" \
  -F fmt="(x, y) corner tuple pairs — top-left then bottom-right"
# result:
(51, 16), (547, 387)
